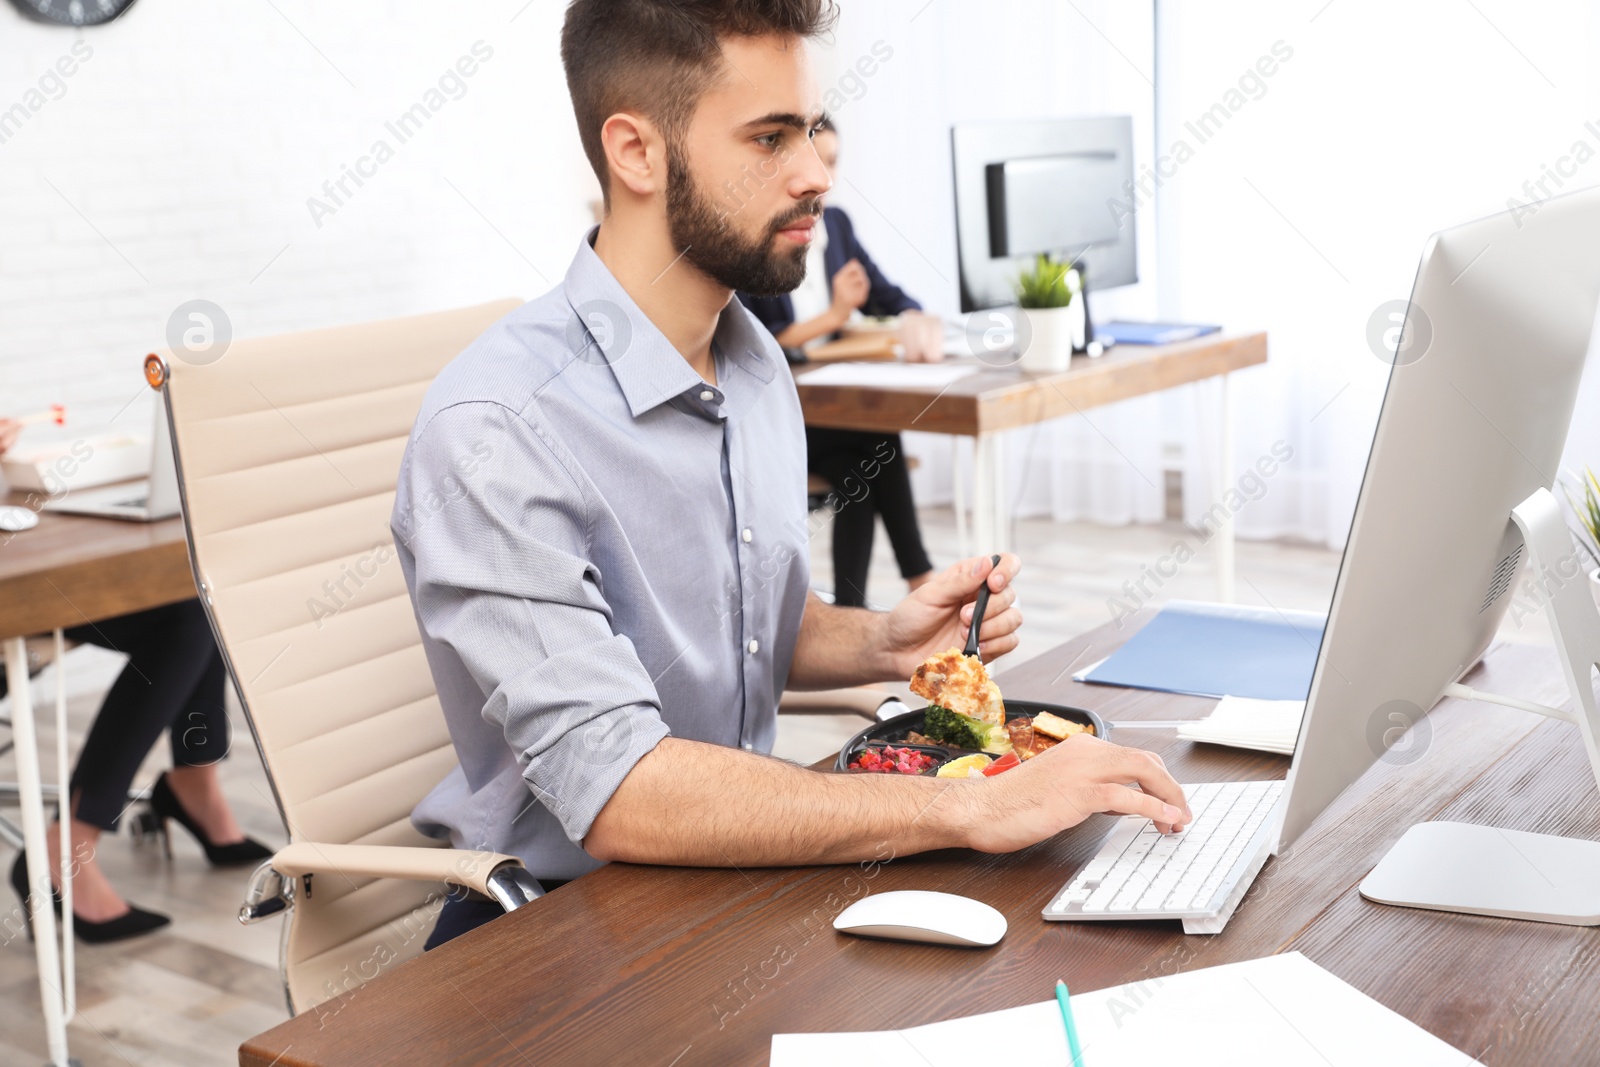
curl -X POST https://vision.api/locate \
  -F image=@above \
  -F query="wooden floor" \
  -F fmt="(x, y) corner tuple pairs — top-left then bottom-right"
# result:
(0, 506), (1548, 1065)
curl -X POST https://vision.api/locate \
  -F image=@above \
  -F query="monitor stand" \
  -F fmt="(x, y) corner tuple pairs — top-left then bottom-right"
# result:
(1360, 487), (1600, 925)
(1069, 261), (1113, 357)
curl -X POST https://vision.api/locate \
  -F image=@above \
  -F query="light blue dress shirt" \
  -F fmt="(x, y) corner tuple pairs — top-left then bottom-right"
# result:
(392, 228), (811, 880)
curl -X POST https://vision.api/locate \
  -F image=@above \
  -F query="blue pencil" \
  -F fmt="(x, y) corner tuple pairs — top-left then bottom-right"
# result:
(1055, 980), (1086, 1066)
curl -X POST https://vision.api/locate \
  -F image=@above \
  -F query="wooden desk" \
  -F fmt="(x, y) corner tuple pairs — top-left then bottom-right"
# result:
(240, 617), (1591, 1067)
(795, 332), (1267, 594)
(1, 490), (196, 1067)
(805, 333), (899, 364)
(0, 492), (192, 636)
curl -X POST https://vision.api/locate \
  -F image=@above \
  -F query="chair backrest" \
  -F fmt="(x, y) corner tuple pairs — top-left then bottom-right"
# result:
(153, 299), (519, 1011)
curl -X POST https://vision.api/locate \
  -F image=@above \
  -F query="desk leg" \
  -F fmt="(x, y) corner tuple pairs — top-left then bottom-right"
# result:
(4, 636), (73, 1067)
(53, 630), (74, 1017)
(972, 433), (1008, 554)
(1213, 375), (1235, 602)
(951, 437), (970, 558)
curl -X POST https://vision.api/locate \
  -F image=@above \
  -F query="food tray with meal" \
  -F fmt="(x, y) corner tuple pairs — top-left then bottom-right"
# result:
(836, 646), (1106, 778)
(837, 701), (1106, 776)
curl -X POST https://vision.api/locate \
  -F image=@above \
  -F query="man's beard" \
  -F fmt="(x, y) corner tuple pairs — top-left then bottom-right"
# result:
(665, 146), (818, 297)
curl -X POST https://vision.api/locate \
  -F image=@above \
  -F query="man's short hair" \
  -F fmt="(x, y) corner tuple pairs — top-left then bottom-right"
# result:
(561, 0), (838, 209)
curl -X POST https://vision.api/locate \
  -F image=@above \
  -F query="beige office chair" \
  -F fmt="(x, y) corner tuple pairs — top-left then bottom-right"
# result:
(152, 300), (908, 1014)
(149, 300), (535, 1016)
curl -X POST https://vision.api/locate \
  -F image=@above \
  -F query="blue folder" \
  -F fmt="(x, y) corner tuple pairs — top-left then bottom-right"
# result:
(1079, 601), (1327, 701)
(1098, 321), (1222, 345)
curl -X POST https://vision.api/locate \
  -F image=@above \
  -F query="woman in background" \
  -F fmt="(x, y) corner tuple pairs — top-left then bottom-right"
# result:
(1, 414), (270, 943)
(738, 120), (938, 607)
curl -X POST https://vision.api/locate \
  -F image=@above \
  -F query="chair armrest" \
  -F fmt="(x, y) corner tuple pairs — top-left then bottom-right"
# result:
(240, 843), (543, 925)
(268, 843), (521, 897)
(779, 686), (908, 721)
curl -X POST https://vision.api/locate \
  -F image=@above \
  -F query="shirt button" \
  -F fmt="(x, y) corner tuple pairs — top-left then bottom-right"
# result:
(741, 741), (754, 752)
(699, 389), (714, 401)
(747, 639), (760, 654)
(741, 528), (752, 543)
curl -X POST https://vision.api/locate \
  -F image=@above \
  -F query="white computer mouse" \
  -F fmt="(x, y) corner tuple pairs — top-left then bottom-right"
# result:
(833, 890), (1007, 947)
(0, 506), (39, 532)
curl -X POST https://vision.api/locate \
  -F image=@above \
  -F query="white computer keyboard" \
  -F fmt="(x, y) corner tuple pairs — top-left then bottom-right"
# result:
(1043, 780), (1284, 935)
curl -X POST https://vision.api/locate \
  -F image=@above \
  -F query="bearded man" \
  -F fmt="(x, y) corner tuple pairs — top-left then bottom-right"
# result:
(392, 0), (1189, 949)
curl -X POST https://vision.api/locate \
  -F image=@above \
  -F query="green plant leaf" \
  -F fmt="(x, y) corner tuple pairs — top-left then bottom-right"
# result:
(1562, 465), (1600, 570)
(1012, 253), (1076, 309)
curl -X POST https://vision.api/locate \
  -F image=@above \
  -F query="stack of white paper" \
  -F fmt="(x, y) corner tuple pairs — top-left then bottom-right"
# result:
(796, 362), (982, 389)
(771, 952), (1475, 1066)
(1175, 694), (1305, 755)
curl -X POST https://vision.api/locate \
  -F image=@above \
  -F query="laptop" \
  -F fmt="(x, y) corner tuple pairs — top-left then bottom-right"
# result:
(41, 395), (181, 522)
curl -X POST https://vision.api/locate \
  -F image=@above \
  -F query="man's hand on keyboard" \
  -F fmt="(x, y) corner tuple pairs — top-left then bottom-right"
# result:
(962, 734), (1192, 854)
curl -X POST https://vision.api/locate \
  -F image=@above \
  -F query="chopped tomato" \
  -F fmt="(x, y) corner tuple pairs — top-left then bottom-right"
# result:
(848, 745), (938, 775)
(981, 752), (1021, 776)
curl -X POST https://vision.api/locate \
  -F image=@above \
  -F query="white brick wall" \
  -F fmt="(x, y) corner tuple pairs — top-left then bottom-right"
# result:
(0, 1), (597, 449)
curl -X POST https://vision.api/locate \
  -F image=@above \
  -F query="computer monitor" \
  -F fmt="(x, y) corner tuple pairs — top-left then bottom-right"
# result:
(950, 117), (1137, 314)
(1274, 184), (1600, 923)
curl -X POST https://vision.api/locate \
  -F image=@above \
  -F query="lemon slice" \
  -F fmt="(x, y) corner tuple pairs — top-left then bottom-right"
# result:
(936, 753), (993, 779)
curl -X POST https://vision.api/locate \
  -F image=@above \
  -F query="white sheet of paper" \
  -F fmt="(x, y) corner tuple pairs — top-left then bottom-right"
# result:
(796, 362), (983, 389)
(770, 952), (1476, 1066)
(1176, 695), (1305, 755)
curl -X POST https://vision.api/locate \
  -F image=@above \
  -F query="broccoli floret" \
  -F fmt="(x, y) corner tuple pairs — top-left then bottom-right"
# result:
(923, 705), (991, 751)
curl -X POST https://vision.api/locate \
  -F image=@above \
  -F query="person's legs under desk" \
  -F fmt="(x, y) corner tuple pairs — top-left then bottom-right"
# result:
(808, 428), (878, 607)
(862, 433), (933, 583)
(65, 601), (220, 832)
(162, 648), (249, 845)
(807, 428), (933, 606)
(48, 600), (240, 921)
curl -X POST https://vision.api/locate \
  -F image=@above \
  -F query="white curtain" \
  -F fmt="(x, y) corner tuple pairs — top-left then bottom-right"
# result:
(814, 0), (1167, 531)
(1158, 0), (1600, 549)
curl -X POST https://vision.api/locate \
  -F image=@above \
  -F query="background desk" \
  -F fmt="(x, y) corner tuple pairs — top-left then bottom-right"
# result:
(0, 492), (194, 1067)
(795, 332), (1268, 599)
(240, 615), (1592, 1067)
(0, 495), (192, 639)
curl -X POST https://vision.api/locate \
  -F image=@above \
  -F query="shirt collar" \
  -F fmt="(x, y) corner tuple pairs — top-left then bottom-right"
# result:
(562, 227), (777, 420)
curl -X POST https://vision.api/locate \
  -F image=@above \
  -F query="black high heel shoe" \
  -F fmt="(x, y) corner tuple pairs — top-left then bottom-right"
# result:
(8, 852), (170, 944)
(149, 773), (272, 868)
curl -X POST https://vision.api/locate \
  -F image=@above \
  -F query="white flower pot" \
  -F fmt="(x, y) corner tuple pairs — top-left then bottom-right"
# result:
(1019, 304), (1076, 373)
(1590, 567), (1600, 617)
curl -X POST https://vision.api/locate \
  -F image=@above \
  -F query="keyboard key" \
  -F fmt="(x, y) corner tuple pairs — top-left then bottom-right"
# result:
(1136, 877), (1182, 909)
(1077, 860), (1115, 884)
(1081, 885), (1118, 911)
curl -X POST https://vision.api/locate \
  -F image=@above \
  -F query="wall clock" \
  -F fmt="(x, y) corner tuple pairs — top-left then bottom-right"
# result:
(9, 0), (137, 26)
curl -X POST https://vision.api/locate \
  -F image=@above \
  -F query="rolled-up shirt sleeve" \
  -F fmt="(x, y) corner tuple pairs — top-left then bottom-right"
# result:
(393, 399), (671, 847)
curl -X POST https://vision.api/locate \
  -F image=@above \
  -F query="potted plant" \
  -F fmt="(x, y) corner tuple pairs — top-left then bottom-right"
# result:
(1564, 466), (1600, 615)
(1012, 253), (1081, 372)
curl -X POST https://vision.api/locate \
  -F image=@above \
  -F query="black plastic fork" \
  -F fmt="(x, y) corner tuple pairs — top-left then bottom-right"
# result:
(963, 553), (1003, 658)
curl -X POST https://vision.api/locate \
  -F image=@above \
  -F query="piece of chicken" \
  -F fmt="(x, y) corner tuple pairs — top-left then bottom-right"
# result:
(1005, 717), (1052, 760)
(909, 647), (1005, 725)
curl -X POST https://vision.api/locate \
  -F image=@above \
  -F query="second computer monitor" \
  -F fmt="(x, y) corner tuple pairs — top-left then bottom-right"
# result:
(951, 116), (1137, 314)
